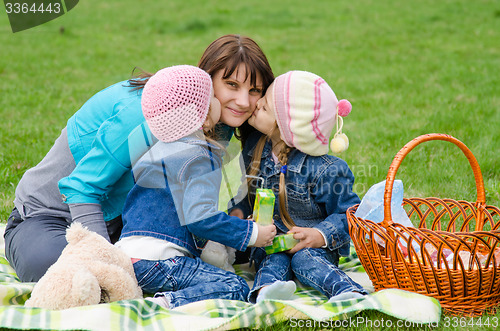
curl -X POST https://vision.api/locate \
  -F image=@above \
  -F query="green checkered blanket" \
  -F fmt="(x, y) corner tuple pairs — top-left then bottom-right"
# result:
(0, 225), (441, 330)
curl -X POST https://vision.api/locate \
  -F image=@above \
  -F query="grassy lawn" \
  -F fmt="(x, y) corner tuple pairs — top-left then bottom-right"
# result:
(1, 0), (500, 329)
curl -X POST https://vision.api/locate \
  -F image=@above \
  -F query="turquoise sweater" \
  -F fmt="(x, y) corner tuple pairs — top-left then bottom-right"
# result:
(58, 80), (146, 221)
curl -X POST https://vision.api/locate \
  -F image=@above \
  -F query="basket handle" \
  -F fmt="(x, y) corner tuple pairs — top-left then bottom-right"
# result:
(382, 133), (486, 229)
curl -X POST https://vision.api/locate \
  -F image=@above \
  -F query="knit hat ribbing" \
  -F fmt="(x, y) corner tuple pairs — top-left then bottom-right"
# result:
(273, 71), (340, 156)
(141, 65), (212, 143)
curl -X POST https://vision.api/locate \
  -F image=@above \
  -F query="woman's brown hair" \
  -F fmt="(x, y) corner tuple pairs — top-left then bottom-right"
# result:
(127, 67), (153, 91)
(198, 34), (275, 147)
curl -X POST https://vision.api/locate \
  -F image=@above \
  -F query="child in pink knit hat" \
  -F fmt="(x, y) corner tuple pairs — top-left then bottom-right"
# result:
(229, 70), (368, 303)
(115, 65), (277, 309)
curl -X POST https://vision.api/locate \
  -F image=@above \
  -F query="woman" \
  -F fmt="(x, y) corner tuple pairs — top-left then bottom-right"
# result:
(4, 34), (274, 282)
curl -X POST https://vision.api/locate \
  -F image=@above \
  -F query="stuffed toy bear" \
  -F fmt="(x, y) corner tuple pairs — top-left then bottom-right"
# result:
(25, 223), (143, 310)
(200, 241), (236, 273)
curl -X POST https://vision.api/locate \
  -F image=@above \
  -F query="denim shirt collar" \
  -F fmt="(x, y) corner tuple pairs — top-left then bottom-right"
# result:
(246, 138), (307, 174)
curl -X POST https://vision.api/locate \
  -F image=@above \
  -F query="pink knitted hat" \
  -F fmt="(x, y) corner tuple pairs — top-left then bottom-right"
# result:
(273, 71), (349, 156)
(141, 65), (212, 142)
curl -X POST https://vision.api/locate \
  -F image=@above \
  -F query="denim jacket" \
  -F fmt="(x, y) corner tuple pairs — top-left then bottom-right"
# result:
(231, 132), (360, 256)
(120, 132), (254, 257)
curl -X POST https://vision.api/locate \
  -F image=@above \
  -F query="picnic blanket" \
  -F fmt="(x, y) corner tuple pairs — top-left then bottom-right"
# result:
(0, 224), (441, 330)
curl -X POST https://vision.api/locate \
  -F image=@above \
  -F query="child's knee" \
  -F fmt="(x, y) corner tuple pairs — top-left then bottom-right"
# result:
(231, 275), (250, 301)
(290, 247), (314, 268)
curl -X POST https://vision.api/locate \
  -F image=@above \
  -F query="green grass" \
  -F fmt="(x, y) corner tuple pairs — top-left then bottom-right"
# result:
(1, 0), (500, 329)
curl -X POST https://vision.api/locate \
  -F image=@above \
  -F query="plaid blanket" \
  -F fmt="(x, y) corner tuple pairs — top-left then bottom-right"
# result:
(0, 225), (441, 330)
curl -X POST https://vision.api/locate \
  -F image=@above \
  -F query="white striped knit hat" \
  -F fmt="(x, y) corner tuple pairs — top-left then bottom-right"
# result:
(273, 70), (347, 156)
(141, 65), (212, 142)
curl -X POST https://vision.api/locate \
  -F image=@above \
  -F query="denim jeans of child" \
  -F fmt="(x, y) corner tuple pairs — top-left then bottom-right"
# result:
(249, 247), (367, 302)
(133, 256), (250, 308)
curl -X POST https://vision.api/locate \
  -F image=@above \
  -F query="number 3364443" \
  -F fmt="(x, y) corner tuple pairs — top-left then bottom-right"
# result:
(5, 2), (61, 14)
(443, 316), (498, 328)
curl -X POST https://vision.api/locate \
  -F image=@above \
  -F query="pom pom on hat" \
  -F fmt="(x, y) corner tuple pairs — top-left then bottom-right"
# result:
(337, 99), (352, 117)
(330, 99), (352, 154)
(141, 65), (212, 143)
(330, 133), (349, 154)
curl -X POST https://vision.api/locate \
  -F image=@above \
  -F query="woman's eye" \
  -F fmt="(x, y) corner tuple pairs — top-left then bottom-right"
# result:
(226, 81), (237, 88)
(250, 87), (262, 95)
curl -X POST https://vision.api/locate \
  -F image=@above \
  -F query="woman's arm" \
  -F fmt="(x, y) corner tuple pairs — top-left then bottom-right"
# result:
(58, 104), (144, 204)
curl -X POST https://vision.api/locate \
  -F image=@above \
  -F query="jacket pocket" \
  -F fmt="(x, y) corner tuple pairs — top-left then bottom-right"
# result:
(286, 185), (321, 218)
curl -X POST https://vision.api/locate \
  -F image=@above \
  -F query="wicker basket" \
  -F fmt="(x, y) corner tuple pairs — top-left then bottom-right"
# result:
(347, 133), (500, 316)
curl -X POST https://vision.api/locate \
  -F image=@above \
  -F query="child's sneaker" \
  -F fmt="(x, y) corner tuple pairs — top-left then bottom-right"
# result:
(145, 294), (170, 309)
(256, 280), (296, 303)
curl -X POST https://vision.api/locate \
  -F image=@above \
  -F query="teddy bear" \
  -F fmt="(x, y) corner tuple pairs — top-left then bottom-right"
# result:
(200, 240), (236, 273)
(25, 222), (143, 310)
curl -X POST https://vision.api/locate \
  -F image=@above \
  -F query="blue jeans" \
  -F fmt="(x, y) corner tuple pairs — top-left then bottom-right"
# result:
(133, 256), (250, 308)
(249, 247), (367, 303)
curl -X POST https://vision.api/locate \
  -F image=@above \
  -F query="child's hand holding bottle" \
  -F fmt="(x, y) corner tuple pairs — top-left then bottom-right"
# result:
(287, 226), (326, 254)
(253, 223), (277, 247)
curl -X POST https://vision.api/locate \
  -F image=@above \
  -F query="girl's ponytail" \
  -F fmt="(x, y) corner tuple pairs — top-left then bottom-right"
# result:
(277, 144), (296, 229)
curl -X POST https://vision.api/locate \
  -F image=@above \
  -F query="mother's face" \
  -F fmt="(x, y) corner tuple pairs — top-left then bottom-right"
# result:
(212, 63), (264, 128)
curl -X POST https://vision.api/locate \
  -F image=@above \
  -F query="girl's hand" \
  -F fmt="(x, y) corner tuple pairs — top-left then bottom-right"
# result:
(287, 227), (326, 254)
(253, 224), (277, 247)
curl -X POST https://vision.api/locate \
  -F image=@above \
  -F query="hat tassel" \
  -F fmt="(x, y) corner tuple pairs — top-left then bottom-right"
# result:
(330, 115), (349, 153)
